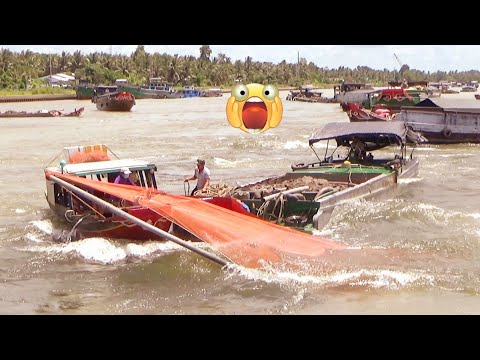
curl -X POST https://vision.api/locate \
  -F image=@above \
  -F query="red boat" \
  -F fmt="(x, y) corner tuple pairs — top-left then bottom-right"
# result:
(345, 102), (394, 122)
(44, 144), (249, 242)
(92, 85), (136, 111)
(44, 144), (347, 269)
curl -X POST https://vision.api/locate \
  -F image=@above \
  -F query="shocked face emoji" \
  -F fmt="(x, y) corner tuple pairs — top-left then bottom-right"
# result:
(226, 83), (283, 134)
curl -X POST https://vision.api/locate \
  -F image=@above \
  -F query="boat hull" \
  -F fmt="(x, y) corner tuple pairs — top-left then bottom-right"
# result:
(117, 84), (183, 99)
(400, 107), (480, 144)
(48, 202), (172, 241)
(232, 158), (418, 231)
(75, 85), (95, 99)
(94, 92), (135, 111)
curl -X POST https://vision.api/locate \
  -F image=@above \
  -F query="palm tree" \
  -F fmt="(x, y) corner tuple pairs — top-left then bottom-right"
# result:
(199, 45), (212, 62)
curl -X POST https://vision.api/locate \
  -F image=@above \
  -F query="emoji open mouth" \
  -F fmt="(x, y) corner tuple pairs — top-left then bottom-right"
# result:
(242, 97), (267, 129)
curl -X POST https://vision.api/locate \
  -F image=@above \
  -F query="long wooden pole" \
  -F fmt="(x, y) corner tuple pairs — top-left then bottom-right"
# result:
(49, 175), (229, 267)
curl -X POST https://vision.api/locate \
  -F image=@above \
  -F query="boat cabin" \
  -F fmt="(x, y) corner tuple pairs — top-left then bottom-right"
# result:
(178, 86), (202, 97)
(333, 83), (373, 99)
(93, 85), (119, 97)
(45, 145), (158, 212)
(141, 78), (175, 92)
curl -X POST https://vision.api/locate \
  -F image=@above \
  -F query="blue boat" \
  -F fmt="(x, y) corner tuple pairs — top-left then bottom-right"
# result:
(177, 86), (202, 98)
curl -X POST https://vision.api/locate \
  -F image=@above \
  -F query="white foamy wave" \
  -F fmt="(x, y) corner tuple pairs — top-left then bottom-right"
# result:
(21, 238), (126, 263)
(29, 220), (53, 236)
(15, 208), (26, 214)
(226, 264), (434, 289)
(416, 203), (442, 212)
(0, 227), (6, 233)
(398, 177), (423, 184)
(67, 238), (127, 263)
(414, 146), (436, 151)
(25, 233), (45, 243)
(213, 157), (250, 168)
(467, 213), (480, 220)
(283, 140), (308, 150)
(311, 228), (334, 237)
(21, 236), (192, 264)
(125, 241), (184, 257)
(329, 269), (434, 289)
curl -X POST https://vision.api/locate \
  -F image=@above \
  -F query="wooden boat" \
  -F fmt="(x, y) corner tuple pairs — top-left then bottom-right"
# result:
(0, 107), (84, 118)
(286, 84), (337, 103)
(399, 97), (480, 144)
(200, 88), (223, 97)
(223, 121), (423, 231)
(461, 86), (476, 92)
(117, 78), (184, 99)
(333, 83), (375, 104)
(44, 144), (172, 241)
(176, 86), (202, 98)
(43, 144), (250, 242)
(92, 86), (136, 111)
(75, 82), (95, 99)
(345, 102), (394, 122)
(360, 87), (426, 114)
(43, 145), (345, 269)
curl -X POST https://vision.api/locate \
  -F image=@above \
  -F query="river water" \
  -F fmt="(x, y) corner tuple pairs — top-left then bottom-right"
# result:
(1, 89), (480, 314)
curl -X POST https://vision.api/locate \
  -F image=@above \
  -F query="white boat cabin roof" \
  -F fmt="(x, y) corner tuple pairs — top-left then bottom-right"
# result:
(47, 159), (156, 177)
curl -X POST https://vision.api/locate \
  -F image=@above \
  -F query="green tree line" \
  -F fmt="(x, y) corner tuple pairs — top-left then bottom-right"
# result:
(1, 45), (479, 89)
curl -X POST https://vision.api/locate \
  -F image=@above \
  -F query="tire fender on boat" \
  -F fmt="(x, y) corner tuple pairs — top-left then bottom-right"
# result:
(442, 128), (452, 138)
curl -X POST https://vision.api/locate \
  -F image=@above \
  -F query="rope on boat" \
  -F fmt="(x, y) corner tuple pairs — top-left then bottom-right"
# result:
(65, 214), (91, 243)
(64, 187), (107, 219)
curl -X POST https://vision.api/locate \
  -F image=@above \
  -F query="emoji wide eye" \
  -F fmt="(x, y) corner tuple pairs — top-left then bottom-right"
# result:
(262, 84), (278, 101)
(232, 84), (249, 101)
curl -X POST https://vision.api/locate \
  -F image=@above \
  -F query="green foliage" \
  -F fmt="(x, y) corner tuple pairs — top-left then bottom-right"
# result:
(0, 87), (75, 96)
(1, 45), (480, 90)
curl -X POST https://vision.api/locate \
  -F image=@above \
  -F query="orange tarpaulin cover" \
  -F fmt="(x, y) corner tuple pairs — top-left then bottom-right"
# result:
(48, 172), (346, 269)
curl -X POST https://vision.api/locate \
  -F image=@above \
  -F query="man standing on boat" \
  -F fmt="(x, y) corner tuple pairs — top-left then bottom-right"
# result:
(184, 159), (211, 196)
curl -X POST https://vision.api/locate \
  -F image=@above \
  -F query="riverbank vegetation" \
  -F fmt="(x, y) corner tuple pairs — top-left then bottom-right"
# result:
(1, 45), (480, 90)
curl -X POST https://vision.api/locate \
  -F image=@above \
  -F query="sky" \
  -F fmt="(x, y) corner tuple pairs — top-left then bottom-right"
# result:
(1, 45), (478, 73)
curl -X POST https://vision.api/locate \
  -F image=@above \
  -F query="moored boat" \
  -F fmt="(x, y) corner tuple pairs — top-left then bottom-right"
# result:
(75, 82), (95, 99)
(399, 97), (480, 144)
(200, 88), (223, 97)
(0, 107), (84, 118)
(362, 87), (425, 114)
(177, 86), (202, 98)
(117, 78), (184, 99)
(345, 102), (394, 122)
